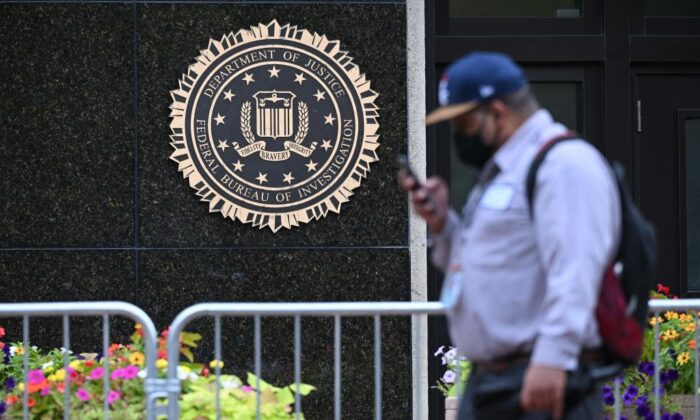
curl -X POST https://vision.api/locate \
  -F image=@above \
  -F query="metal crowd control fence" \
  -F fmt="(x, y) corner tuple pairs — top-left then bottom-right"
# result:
(8, 299), (699, 419)
(165, 301), (446, 420)
(610, 299), (700, 420)
(0, 302), (161, 420)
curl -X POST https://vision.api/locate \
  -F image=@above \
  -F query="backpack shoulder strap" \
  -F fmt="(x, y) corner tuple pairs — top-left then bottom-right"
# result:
(526, 130), (581, 218)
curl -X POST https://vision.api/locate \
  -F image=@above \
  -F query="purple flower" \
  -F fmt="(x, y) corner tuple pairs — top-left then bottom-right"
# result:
(636, 402), (651, 417)
(88, 367), (104, 380)
(603, 391), (615, 406)
(662, 414), (672, 420)
(76, 388), (90, 401)
(111, 369), (125, 380)
(638, 361), (655, 376)
(6, 377), (15, 391)
(442, 370), (456, 384)
(661, 369), (680, 385)
(107, 390), (120, 405)
(623, 384), (638, 405)
(602, 385), (612, 395)
(123, 365), (139, 380)
(2, 346), (9, 365)
(636, 394), (648, 407)
(671, 414), (684, 420)
(0, 402), (5, 415)
(27, 369), (45, 385)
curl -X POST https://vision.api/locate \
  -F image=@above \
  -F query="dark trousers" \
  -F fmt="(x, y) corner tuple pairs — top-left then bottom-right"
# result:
(458, 364), (602, 420)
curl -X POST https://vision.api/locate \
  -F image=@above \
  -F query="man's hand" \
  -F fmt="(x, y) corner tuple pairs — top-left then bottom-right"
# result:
(520, 365), (567, 419)
(398, 171), (449, 234)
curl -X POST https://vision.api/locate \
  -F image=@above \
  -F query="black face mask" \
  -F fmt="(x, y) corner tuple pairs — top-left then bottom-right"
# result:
(452, 131), (494, 169)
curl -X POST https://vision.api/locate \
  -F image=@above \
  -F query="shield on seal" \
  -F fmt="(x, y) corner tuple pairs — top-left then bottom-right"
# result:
(252, 90), (296, 139)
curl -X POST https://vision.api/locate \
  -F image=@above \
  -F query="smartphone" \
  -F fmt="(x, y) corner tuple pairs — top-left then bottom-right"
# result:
(396, 154), (422, 191)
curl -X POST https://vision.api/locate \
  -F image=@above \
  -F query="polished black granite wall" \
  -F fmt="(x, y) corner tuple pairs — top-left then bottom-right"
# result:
(0, 1), (409, 418)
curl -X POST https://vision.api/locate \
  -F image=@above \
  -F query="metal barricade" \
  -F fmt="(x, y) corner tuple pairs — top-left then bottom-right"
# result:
(165, 301), (446, 420)
(0, 301), (162, 420)
(611, 299), (700, 420)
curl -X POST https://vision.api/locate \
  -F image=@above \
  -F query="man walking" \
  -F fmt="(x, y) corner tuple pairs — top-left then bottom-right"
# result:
(401, 52), (621, 419)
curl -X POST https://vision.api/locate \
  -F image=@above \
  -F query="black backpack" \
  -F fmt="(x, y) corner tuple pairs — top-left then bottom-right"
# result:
(526, 132), (658, 369)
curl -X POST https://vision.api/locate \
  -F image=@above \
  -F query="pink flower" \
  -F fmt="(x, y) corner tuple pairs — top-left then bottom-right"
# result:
(107, 390), (120, 405)
(88, 367), (104, 380)
(28, 369), (45, 385)
(241, 385), (253, 393)
(111, 369), (125, 380)
(76, 388), (90, 401)
(41, 387), (50, 396)
(122, 365), (139, 380)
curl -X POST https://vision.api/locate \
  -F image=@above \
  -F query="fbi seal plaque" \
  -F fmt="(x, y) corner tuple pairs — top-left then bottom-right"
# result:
(169, 21), (380, 232)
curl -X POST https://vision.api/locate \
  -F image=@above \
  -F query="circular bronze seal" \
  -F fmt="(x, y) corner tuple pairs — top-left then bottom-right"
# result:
(169, 21), (380, 232)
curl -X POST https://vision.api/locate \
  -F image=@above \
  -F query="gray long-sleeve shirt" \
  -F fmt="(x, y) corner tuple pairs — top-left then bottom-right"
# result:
(433, 110), (621, 371)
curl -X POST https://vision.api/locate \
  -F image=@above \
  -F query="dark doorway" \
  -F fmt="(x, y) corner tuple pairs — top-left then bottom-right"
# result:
(636, 73), (700, 296)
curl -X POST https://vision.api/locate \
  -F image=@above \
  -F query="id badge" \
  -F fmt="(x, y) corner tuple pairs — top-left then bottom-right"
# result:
(440, 270), (464, 310)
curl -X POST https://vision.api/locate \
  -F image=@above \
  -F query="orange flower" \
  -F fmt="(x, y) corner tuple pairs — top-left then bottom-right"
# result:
(27, 397), (36, 408)
(5, 395), (17, 405)
(690, 339), (696, 350)
(108, 343), (121, 356)
(662, 330), (679, 341)
(680, 313), (693, 322)
(28, 380), (49, 394)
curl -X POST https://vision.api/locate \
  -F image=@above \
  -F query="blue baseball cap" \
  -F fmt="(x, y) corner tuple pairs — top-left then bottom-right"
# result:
(425, 52), (527, 125)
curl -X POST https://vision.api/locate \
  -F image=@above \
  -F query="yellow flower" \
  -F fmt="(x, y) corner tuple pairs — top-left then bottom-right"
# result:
(54, 369), (66, 382)
(209, 360), (224, 369)
(47, 374), (57, 382)
(685, 322), (697, 333)
(69, 360), (82, 371)
(129, 352), (145, 366)
(662, 329), (679, 341)
(678, 351), (691, 366)
(665, 311), (679, 320)
(680, 314), (693, 322)
(17, 383), (24, 392)
(156, 359), (168, 370)
(649, 316), (664, 326)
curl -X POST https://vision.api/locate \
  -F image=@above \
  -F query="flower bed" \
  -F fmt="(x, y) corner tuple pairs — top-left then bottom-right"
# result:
(603, 284), (693, 420)
(0, 324), (314, 419)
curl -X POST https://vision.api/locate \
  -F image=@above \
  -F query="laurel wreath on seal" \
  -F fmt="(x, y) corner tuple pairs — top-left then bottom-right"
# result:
(240, 101), (308, 144)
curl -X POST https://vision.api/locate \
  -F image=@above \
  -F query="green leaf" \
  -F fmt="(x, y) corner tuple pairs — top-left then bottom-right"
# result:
(180, 347), (194, 363)
(287, 383), (316, 396)
(180, 332), (202, 348)
(247, 372), (274, 391)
